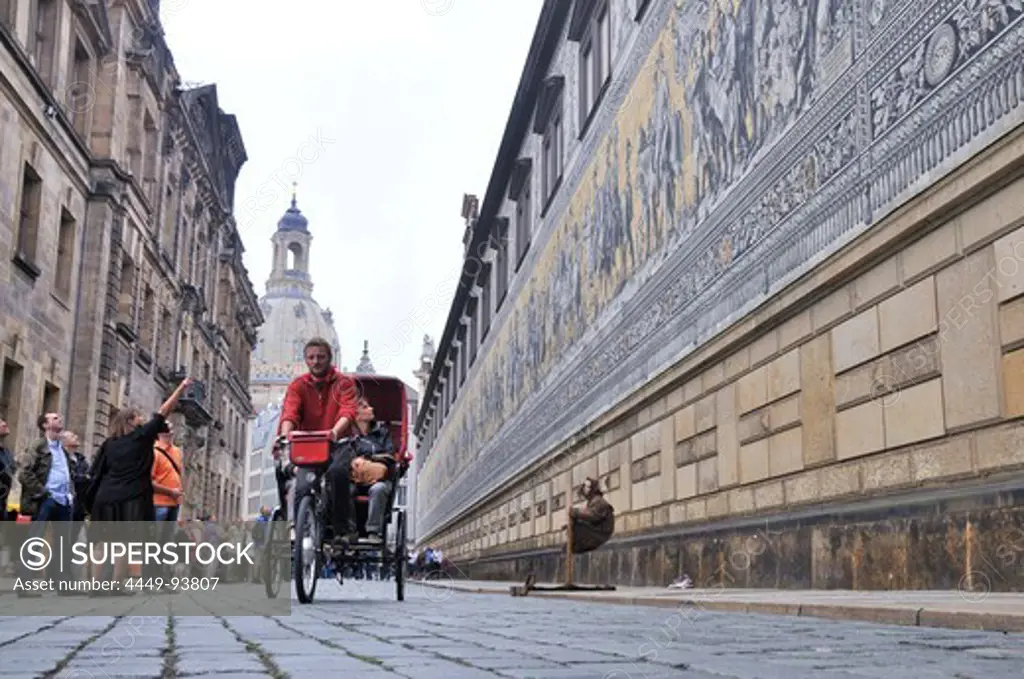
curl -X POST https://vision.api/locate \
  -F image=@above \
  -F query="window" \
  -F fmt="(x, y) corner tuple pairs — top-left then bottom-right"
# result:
(459, 333), (467, 386)
(139, 286), (155, 356)
(1, 361), (25, 445)
(469, 304), (479, 365)
(31, 0), (58, 85)
(542, 106), (563, 205)
(515, 171), (532, 269)
(143, 112), (158, 204)
(55, 208), (76, 300)
(0, 1), (15, 29)
(68, 38), (92, 138)
(15, 163), (43, 272)
(158, 308), (173, 367)
(127, 96), (143, 179)
(479, 264), (492, 339)
(493, 218), (509, 308)
(579, 2), (611, 133)
(43, 382), (60, 415)
(117, 253), (136, 330)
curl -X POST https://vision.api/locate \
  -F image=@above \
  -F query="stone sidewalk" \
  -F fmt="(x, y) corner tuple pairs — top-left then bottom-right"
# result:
(415, 578), (1024, 633)
(1, 580), (1023, 678)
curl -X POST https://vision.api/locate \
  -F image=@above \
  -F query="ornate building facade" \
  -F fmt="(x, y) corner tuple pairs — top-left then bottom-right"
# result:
(0, 0), (262, 520)
(414, 0), (1024, 589)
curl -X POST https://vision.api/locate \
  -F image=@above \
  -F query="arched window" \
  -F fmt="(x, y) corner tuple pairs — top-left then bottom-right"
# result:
(287, 242), (303, 271)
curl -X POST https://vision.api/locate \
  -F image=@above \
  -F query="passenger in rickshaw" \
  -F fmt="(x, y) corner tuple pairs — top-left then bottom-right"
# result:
(277, 337), (360, 545)
(348, 396), (396, 545)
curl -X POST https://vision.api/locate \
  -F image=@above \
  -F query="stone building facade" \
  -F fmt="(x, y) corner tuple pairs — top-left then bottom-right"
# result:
(0, 0), (262, 520)
(414, 0), (1024, 590)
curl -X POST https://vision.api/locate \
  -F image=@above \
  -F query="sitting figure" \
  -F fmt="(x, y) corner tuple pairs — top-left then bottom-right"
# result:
(568, 477), (614, 554)
(349, 397), (395, 545)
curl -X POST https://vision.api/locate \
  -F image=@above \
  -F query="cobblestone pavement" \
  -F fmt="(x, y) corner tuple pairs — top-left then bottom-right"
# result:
(0, 580), (1021, 678)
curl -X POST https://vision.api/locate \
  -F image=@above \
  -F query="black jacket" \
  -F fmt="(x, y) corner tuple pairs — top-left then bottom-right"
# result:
(0, 444), (14, 506)
(352, 422), (394, 459)
(70, 452), (91, 519)
(86, 413), (165, 514)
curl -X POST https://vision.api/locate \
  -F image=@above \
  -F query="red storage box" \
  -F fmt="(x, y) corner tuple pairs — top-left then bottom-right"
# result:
(288, 430), (332, 466)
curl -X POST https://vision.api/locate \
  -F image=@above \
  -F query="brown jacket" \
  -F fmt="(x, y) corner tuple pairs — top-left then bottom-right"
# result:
(350, 457), (389, 486)
(574, 495), (614, 536)
(17, 437), (74, 516)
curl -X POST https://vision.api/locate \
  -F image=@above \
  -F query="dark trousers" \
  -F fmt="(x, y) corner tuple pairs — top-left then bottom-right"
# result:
(571, 518), (612, 555)
(21, 497), (74, 584)
(325, 444), (357, 539)
(148, 505), (180, 579)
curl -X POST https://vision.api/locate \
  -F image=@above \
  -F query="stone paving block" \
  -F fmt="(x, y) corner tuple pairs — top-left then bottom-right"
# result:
(271, 653), (400, 674)
(430, 645), (531, 659)
(469, 656), (564, 670)
(236, 638), (324, 655)
(381, 652), (458, 667)
(58, 658), (164, 677)
(392, 663), (503, 679)
(525, 647), (621, 663)
(175, 651), (266, 676)
(0, 652), (65, 675)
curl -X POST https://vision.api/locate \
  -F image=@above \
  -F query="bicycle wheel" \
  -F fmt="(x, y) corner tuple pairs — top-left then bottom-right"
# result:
(394, 510), (406, 601)
(293, 494), (320, 604)
(263, 510), (287, 599)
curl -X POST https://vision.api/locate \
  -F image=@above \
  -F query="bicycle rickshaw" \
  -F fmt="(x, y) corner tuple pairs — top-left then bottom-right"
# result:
(260, 374), (411, 603)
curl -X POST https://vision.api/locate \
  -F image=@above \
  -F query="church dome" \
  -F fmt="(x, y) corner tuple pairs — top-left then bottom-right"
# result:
(277, 197), (308, 232)
(251, 296), (341, 385)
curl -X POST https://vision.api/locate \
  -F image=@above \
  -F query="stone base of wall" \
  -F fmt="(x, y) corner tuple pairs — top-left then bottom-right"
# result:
(454, 476), (1024, 591)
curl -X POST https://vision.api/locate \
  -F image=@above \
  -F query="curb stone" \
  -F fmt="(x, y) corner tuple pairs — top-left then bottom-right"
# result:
(413, 580), (1024, 634)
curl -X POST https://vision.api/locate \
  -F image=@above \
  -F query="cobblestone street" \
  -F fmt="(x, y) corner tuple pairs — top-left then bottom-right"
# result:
(0, 581), (1021, 678)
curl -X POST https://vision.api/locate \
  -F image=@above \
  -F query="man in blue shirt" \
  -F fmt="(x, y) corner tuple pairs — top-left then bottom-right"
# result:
(17, 413), (76, 593)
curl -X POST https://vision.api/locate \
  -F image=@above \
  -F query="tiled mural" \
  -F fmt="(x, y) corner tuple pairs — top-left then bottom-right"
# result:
(419, 0), (1024, 538)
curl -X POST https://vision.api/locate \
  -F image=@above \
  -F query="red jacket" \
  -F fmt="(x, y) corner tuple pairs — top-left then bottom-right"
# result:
(278, 368), (358, 434)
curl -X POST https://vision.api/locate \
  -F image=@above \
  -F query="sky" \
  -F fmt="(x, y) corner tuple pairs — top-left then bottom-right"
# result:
(160, 0), (545, 389)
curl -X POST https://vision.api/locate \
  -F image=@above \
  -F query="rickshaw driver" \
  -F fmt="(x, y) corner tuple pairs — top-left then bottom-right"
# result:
(276, 337), (360, 545)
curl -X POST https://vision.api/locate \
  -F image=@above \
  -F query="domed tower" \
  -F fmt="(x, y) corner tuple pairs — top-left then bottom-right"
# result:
(249, 185), (342, 411)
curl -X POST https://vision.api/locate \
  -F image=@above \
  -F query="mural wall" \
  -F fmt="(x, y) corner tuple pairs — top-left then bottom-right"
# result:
(418, 0), (1024, 538)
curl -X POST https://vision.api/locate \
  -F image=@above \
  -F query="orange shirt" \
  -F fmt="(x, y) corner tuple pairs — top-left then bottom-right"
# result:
(152, 443), (183, 507)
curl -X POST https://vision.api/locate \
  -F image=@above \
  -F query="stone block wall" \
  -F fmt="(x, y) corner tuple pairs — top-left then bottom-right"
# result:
(431, 128), (1024, 590)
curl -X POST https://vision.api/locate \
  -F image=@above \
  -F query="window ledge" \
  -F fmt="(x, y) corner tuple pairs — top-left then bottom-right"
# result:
(136, 348), (153, 372)
(515, 242), (531, 272)
(540, 176), (563, 219)
(50, 291), (71, 311)
(116, 322), (138, 343)
(12, 253), (41, 280)
(579, 77), (611, 141)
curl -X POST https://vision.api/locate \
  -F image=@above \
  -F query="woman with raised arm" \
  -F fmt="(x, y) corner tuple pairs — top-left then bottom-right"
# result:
(85, 378), (191, 589)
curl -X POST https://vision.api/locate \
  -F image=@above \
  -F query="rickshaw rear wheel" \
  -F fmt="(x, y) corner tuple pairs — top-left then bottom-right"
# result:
(394, 510), (406, 601)
(263, 508), (288, 599)
(294, 494), (320, 604)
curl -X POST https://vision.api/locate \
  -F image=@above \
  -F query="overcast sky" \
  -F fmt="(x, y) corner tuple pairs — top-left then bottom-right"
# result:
(160, 0), (545, 389)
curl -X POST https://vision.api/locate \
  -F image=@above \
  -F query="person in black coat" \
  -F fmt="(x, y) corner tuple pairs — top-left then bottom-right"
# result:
(348, 397), (397, 543)
(0, 418), (13, 522)
(85, 377), (191, 586)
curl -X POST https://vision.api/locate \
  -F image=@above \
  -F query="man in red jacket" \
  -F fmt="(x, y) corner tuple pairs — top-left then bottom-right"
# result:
(278, 337), (360, 543)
